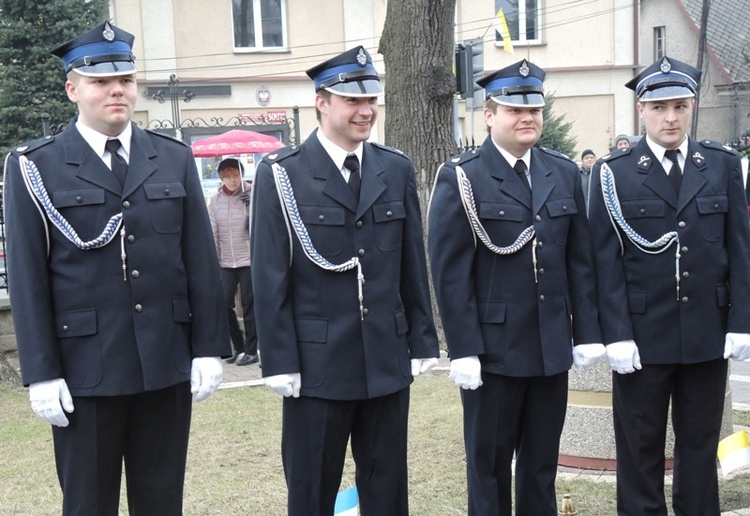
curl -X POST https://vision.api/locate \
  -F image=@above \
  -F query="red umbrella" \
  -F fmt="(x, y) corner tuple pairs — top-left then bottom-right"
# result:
(191, 129), (286, 157)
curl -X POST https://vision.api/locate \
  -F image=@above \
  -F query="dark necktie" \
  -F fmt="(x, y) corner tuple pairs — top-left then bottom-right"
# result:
(514, 159), (531, 192)
(344, 154), (360, 200)
(664, 149), (681, 193)
(105, 139), (128, 187)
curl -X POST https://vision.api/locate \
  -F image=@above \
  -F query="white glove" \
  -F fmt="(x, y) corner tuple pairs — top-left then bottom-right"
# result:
(572, 343), (607, 371)
(411, 357), (439, 377)
(29, 378), (74, 427)
(449, 356), (483, 390)
(264, 373), (301, 398)
(190, 357), (223, 402)
(724, 333), (750, 361)
(606, 340), (642, 374)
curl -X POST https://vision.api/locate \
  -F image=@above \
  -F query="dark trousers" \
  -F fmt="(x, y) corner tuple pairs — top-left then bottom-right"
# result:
(612, 359), (727, 516)
(220, 266), (257, 356)
(52, 382), (192, 516)
(461, 372), (568, 516)
(282, 388), (410, 516)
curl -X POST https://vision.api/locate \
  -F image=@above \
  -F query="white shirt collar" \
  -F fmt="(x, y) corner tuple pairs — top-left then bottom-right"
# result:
(75, 120), (132, 163)
(645, 134), (688, 169)
(316, 129), (363, 172)
(492, 140), (532, 171)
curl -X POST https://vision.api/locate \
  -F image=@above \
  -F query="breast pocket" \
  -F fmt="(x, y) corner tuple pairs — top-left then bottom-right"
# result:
(479, 201), (527, 244)
(373, 201), (406, 251)
(144, 182), (186, 233)
(696, 195), (728, 242)
(53, 187), (108, 241)
(620, 198), (668, 240)
(299, 204), (345, 256)
(545, 197), (577, 245)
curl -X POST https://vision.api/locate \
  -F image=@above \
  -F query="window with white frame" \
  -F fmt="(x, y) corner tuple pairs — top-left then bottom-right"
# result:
(232, 0), (287, 50)
(654, 26), (666, 60)
(495, 0), (541, 44)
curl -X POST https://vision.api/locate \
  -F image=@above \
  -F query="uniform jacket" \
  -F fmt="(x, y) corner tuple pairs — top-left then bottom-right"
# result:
(209, 181), (252, 268)
(428, 137), (601, 377)
(588, 137), (750, 364)
(251, 130), (439, 400)
(4, 119), (230, 396)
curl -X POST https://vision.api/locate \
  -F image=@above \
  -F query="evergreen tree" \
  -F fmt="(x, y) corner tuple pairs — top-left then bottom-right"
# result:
(0, 1), (108, 154)
(537, 92), (578, 158)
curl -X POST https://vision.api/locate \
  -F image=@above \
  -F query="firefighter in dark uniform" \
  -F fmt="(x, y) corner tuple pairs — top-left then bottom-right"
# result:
(3, 23), (230, 515)
(250, 46), (439, 516)
(428, 59), (604, 516)
(588, 56), (750, 515)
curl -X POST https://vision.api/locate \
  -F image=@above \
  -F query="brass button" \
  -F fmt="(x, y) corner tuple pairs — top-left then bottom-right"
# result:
(164, 189), (170, 196)
(122, 201), (131, 209)
(681, 246), (688, 253)
(539, 295), (545, 302)
(356, 221), (363, 228)
(127, 235), (135, 243)
(363, 308), (369, 316)
(319, 214), (325, 221)
(76, 196), (83, 204)
(682, 271), (689, 278)
(358, 249), (365, 256)
(386, 210), (393, 217)
(678, 221), (686, 228)
(131, 270), (140, 279)
(499, 210), (505, 217)
(537, 241), (544, 249)
(538, 268), (545, 276)
(62, 325), (69, 332)
(681, 296), (689, 303)
(562, 205), (568, 211)
(640, 208), (646, 215)
(134, 304), (143, 312)
(535, 215), (542, 222)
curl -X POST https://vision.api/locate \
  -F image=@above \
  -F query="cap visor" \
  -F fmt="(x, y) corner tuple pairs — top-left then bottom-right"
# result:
(324, 79), (383, 97)
(72, 61), (136, 77)
(639, 85), (695, 102)
(490, 93), (545, 108)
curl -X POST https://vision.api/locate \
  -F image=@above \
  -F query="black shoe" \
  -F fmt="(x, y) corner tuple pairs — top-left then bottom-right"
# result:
(225, 351), (241, 364)
(236, 354), (259, 366)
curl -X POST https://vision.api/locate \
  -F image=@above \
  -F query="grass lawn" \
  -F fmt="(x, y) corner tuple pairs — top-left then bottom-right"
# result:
(1, 371), (749, 515)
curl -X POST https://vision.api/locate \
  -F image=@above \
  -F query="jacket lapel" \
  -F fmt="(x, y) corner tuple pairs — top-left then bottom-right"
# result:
(635, 140), (679, 209)
(482, 139), (532, 209)
(356, 143), (386, 219)
(677, 139), (707, 214)
(122, 125), (158, 197)
(306, 135), (359, 213)
(530, 148), (553, 215)
(62, 121), (121, 195)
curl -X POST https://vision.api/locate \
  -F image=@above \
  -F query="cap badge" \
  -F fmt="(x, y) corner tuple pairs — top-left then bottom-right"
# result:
(356, 48), (367, 66)
(102, 22), (115, 42)
(660, 57), (671, 74)
(519, 61), (530, 77)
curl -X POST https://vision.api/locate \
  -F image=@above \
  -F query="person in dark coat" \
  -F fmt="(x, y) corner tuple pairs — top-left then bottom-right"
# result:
(250, 46), (439, 516)
(428, 59), (604, 516)
(3, 22), (230, 515)
(588, 56), (750, 515)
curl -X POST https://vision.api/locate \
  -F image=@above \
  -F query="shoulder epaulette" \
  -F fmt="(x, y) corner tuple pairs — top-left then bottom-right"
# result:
(699, 139), (740, 156)
(446, 148), (481, 166)
(538, 146), (575, 163)
(600, 147), (632, 162)
(370, 141), (410, 160)
(262, 143), (299, 164)
(145, 129), (188, 147)
(11, 135), (55, 155)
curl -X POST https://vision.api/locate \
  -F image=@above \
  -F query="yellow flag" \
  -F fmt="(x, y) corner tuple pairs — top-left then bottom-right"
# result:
(495, 8), (514, 54)
(718, 430), (750, 476)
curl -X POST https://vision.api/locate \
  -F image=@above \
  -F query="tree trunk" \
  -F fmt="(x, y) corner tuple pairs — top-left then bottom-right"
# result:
(0, 352), (22, 386)
(380, 0), (457, 348)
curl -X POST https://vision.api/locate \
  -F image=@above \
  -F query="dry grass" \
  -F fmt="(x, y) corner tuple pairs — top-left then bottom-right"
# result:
(1, 372), (749, 515)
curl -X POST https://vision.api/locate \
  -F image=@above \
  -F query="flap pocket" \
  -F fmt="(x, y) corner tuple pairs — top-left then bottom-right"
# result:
(53, 188), (105, 209)
(621, 199), (666, 219)
(696, 195), (728, 215)
(479, 202), (524, 221)
(478, 301), (507, 324)
(294, 318), (328, 343)
(373, 201), (406, 223)
(144, 182), (186, 200)
(395, 308), (409, 336)
(55, 308), (97, 338)
(545, 197), (578, 217)
(173, 297), (192, 323)
(299, 205), (345, 226)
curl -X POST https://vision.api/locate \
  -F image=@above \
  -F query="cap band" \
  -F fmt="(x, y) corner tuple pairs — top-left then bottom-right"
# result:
(636, 70), (697, 98)
(314, 63), (379, 91)
(62, 40), (133, 72)
(68, 53), (135, 71)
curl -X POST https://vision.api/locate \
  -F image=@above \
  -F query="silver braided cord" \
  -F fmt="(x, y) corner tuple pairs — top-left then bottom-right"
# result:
(455, 165), (536, 254)
(19, 156), (124, 251)
(272, 163), (365, 319)
(600, 162), (681, 299)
